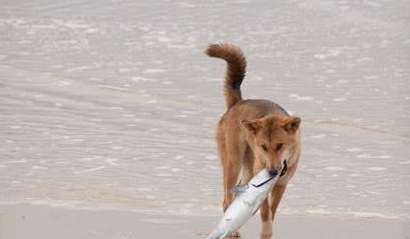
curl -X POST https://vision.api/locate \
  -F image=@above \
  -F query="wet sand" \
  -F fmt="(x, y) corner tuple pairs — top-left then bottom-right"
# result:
(0, 0), (409, 238)
(0, 203), (408, 239)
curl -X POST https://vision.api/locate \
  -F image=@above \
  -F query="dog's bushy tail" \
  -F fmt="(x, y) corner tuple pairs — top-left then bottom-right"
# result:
(205, 43), (247, 110)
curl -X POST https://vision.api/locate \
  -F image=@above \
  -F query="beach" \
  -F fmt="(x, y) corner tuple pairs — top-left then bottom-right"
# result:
(0, 203), (408, 239)
(0, 0), (409, 238)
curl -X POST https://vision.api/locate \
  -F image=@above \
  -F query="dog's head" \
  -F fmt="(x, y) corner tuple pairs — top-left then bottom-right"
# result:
(241, 115), (301, 172)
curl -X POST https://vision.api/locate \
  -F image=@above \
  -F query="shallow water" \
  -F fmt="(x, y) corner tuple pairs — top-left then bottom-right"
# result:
(0, 0), (409, 220)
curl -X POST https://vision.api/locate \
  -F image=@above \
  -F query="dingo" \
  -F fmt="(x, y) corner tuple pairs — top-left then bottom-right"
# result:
(206, 43), (302, 239)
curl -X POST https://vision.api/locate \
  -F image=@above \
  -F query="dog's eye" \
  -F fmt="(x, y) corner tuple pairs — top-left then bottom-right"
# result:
(276, 143), (284, 151)
(261, 144), (268, 152)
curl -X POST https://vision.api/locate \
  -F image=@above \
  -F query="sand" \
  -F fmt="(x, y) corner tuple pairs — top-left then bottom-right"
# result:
(0, 0), (409, 238)
(0, 203), (408, 239)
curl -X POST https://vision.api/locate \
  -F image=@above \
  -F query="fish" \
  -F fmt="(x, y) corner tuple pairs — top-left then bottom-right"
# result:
(206, 168), (280, 239)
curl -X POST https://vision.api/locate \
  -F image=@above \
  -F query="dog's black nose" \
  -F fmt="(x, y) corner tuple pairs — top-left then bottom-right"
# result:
(268, 169), (278, 177)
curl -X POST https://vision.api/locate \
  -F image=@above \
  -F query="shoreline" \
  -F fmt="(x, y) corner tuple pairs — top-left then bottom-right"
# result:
(0, 203), (408, 239)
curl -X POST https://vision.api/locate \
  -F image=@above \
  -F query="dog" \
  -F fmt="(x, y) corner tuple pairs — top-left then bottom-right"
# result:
(205, 43), (301, 239)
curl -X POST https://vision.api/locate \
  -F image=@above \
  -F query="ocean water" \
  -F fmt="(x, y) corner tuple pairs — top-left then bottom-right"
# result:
(0, 0), (409, 220)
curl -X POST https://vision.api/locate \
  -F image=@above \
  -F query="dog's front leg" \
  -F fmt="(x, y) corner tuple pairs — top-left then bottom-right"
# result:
(259, 184), (287, 239)
(260, 197), (272, 239)
(270, 184), (287, 222)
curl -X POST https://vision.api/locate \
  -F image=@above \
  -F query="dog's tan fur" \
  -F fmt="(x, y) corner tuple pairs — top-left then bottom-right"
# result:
(206, 43), (302, 239)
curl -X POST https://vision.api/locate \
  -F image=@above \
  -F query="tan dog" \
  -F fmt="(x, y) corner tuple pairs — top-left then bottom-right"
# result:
(206, 43), (301, 239)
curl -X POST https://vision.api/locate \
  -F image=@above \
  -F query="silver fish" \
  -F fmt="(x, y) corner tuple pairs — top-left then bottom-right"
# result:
(206, 169), (280, 239)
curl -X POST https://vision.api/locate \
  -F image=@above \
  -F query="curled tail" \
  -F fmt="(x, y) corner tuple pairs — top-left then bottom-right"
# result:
(205, 43), (247, 109)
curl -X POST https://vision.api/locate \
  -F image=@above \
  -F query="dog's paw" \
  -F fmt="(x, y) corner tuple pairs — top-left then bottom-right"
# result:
(260, 232), (272, 239)
(260, 221), (273, 239)
(226, 231), (241, 238)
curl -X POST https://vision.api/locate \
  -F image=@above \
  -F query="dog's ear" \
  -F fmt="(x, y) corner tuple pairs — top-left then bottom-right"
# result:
(283, 117), (301, 134)
(241, 119), (262, 134)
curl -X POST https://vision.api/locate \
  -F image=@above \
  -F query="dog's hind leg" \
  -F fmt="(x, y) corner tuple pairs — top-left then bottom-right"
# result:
(217, 128), (246, 238)
(221, 135), (245, 211)
(241, 145), (254, 184)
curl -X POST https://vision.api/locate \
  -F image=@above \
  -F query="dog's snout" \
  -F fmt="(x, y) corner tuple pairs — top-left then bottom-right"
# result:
(268, 169), (278, 177)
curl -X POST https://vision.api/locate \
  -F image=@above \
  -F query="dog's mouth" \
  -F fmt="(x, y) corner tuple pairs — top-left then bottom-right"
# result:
(252, 163), (287, 188)
(280, 160), (288, 177)
(268, 169), (278, 177)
